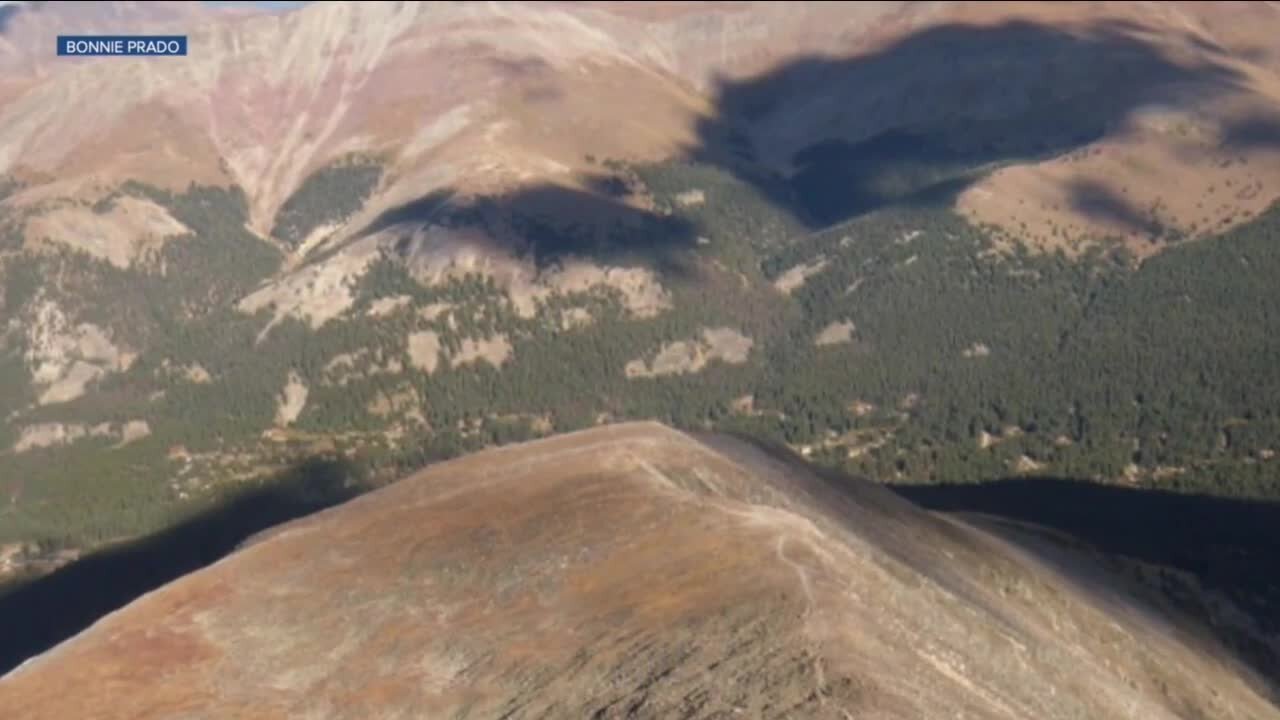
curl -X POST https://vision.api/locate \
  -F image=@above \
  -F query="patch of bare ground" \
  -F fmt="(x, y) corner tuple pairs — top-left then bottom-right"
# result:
(449, 334), (512, 369)
(11, 420), (150, 453)
(773, 256), (829, 295)
(625, 327), (753, 378)
(23, 299), (135, 405)
(848, 400), (876, 418)
(975, 425), (1030, 451)
(284, 223), (342, 271)
(365, 295), (412, 317)
(22, 196), (188, 269)
(117, 420), (151, 445)
(794, 425), (895, 462)
(322, 349), (404, 386)
(529, 413), (554, 435)
(405, 331), (442, 374)
(815, 320), (855, 347)
(366, 384), (421, 419)
(1012, 454), (1047, 475)
(182, 364), (211, 384)
(674, 188), (705, 207)
(977, 430), (998, 450)
(415, 302), (453, 321)
(158, 360), (212, 384)
(12, 423), (104, 453)
(273, 372), (308, 427)
(558, 306), (593, 330)
(237, 237), (382, 335)
(497, 255), (673, 321)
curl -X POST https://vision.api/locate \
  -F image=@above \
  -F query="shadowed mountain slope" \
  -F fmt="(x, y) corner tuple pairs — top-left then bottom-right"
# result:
(2, 423), (1275, 719)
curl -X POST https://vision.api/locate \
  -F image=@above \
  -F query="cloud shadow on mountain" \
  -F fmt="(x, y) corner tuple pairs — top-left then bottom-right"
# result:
(0, 456), (364, 677)
(1221, 112), (1280, 150)
(360, 179), (699, 278)
(352, 20), (1270, 275)
(691, 18), (1259, 228)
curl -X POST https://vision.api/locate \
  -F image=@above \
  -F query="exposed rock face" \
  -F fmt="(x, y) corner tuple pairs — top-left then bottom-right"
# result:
(11, 420), (149, 452)
(23, 299), (135, 406)
(625, 327), (753, 378)
(23, 196), (189, 268)
(2, 423), (1274, 719)
(273, 371), (308, 427)
(773, 257), (829, 295)
(814, 319), (855, 346)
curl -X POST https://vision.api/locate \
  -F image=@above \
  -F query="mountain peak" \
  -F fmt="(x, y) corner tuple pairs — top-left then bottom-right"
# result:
(3, 423), (1273, 719)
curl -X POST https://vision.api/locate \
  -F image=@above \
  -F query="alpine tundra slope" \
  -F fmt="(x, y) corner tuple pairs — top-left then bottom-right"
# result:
(2, 423), (1276, 719)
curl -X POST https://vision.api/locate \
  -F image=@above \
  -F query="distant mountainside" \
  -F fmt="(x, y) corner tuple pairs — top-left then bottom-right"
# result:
(1, 0), (1280, 684)
(4, 1), (1280, 246)
(2, 423), (1277, 719)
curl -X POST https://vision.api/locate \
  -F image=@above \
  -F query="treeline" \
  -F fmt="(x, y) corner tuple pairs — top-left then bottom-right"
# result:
(270, 154), (384, 246)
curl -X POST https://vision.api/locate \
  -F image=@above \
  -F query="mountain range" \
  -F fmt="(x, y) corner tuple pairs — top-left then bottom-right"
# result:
(1, 1), (1280, 711)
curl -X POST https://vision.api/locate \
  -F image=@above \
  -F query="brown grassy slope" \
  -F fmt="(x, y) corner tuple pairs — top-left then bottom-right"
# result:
(1, 422), (1274, 719)
(952, 2), (1280, 256)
